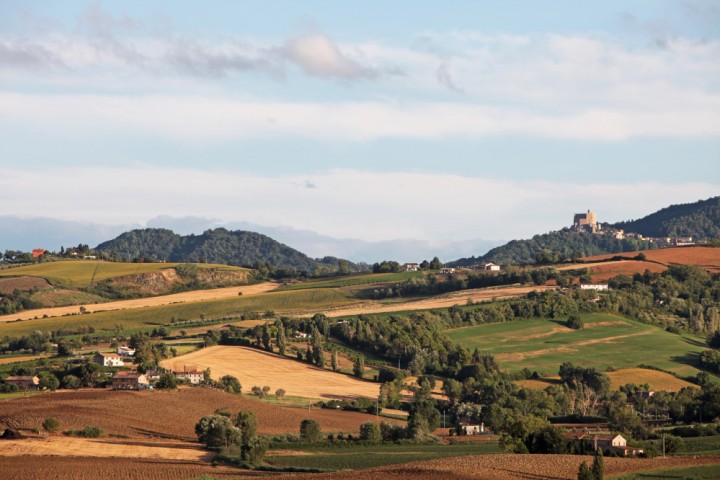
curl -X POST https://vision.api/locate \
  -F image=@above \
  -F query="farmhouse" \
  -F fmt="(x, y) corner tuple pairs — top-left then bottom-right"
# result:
(580, 284), (609, 291)
(111, 372), (149, 390)
(440, 267), (456, 274)
(403, 263), (420, 272)
(473, 263), (501, 271)
(174, 370), (204, 385)
(93, 352), (125, 367)
(4, 375), (40, 390)
(458, 421), (485, 435)
(31, 249), (46, 258)
(117, 346), (136, 357)
(566, 432), (643, 457)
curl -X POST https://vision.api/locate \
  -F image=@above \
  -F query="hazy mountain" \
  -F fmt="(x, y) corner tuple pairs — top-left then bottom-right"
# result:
(610, 196), (720, 239)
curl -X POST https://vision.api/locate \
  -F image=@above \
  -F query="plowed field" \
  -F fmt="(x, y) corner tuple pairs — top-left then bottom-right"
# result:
(161, 346), (380, 400)
(608, 368), (697, 391)
(291, 453), (720, 480)
(0, 388), (399, 440)
(584, 246), (720, 272)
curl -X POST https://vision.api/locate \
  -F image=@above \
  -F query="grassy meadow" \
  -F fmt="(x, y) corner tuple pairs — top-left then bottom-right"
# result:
(445, 313), (708, 379)
(279, 271), (424, 291)
(0, 287), (355, 337)
(0, 261), (247, 288)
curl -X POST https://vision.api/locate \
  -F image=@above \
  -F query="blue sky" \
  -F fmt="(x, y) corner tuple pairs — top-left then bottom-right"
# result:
(1, 1), (718, 260)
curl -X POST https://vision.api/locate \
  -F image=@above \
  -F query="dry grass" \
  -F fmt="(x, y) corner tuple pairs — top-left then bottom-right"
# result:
(608, 368), (697, 391)
(290, 453), (720, 480)
(160, 346), (380, 400)
(0, 281), (279, 323)
(0, 276), (51, 294)
(0, 354), (49, 365)
(0, 388), (394, 440)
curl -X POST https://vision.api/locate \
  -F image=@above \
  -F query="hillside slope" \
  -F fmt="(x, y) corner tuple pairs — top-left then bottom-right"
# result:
(96, 228), (337, 273)
(611, 196), (720, 239)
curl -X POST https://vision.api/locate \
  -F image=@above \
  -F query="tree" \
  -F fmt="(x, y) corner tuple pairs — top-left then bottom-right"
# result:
(300, 419), (322, 442)
(331, 349), (339, 372)
(577, 461), (592, 480)
(261, 324), (272, 352)
(220, 375), (242, 394)
(38, 372), (59, 391)
(275, 388), (286, 399)
(235, 411), (258, 446)
(353, 355), (365, 378)
(591, 449), (604, 480)
(276, 323), (286, 356)
(359, 422), (381, 443)
(61, 374), (81, 389)
(195, 415), (240, 447)
(42, 417), (60, 433)
(566, 315), (584, 330)
(242, 435), (268, 463)
(429, 256), (442, 270)
(156, 373), (178, 389)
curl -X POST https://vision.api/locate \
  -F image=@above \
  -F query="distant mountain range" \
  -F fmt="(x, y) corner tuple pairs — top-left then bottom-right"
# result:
(450, 196), (719, 266)
(95, 228), (339, 273)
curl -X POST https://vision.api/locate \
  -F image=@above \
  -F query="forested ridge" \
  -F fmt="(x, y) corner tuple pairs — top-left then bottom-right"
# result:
(96, 228), (339, 273)
(611, 196), (720, 239)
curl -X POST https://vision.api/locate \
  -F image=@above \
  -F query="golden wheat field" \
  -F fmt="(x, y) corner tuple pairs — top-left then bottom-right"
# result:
(161, 346), (381, 400)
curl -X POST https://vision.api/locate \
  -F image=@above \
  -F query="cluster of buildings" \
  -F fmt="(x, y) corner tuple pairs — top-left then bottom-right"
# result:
(573, 210), (696, 246)
(402, 262), (501, 274)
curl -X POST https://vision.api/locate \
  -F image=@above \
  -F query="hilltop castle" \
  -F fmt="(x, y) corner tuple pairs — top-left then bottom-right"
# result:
(573, 210), (601, 233)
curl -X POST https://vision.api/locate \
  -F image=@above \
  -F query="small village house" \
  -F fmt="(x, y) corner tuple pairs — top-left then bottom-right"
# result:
(580, 284), (609, 291)
(566, 432), (643, 457)
(93, 352), (125, 367)
(440, 267), (456, 274)
(473, 263), (501, 271)
(4, 375), (40, 390)
(117, 346), (135, 357)
(174, 370), (204, 385)
(402, 263), (420, 272)
(111, 372), (149, 390)
(31, 249), (46, 258)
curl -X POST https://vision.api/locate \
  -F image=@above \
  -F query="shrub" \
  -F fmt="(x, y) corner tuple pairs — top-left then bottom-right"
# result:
(566, 315), (584, 330)
(359, 422), (381, 443)
(275, 388), (286, 399)
(42, 417), (60, 433)
(220, 375), (242, 394)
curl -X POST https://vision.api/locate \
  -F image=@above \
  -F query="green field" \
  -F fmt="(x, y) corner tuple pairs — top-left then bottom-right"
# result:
(265, 441), (502, 470)
(613, 464), (720, 480)
(279, 272), (423, 291)
(445, 314), (708, 378)
(0, 287), (355, 337)
(0, 261), (247, 288)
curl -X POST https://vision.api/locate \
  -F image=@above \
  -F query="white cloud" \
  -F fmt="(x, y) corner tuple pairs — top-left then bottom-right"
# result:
(1, 166), (716, 243)
(280, 34), (378, 79)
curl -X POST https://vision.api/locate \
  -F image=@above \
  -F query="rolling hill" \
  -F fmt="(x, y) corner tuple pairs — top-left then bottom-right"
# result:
(95, 227), (341, 273)
(611, 196), (720, 239)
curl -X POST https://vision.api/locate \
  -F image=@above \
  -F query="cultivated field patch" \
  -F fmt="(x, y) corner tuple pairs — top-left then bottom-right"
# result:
(607, 368), (697, 391)
(583, 246), (720, 273)
(160, 346), (381, 400)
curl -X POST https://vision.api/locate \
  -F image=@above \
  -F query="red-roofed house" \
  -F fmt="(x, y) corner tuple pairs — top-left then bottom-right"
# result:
(32, 249), (46, 258)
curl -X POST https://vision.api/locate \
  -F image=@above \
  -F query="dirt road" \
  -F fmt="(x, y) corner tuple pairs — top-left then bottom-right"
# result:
(0, 282), (279, 323)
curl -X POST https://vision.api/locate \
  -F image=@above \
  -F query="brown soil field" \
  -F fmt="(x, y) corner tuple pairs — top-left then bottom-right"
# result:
(0, 281), (279, 323)
(292, 453), (720, 480)
(160, 346), (381, 400)
(584, 246), (720, 272)
(0, 388), (395, 440)
(0, 354), (49, 365)
(608, 368), (697, 391)
(0, 456), (254, 480)
(0, 436), (210, 461)
(310, 285), (555, 318)
(588, 260), (668, 282)
(0, 275), (51, 294)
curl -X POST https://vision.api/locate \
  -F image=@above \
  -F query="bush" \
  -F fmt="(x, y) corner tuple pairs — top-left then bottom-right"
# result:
(42, 417), (60, 433)
(299, 419), (322, 442)
(156, 373), (178, 389)
(275, 388), (286, 399)
(359, 422), (381, 443)
(65, 426), (102, 438)
(220, 375), (242, 394)
(566, 315), (584, 330)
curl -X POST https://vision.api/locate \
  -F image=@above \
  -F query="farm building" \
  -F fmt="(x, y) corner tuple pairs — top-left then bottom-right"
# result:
(566, 432), (643, 457)
(111, 372), (150, 390)
(402, 263), (420, 272)
(174, 369), (204, 384)
(31, 249), (46, 258)
(473, 263), (501, 271)
(117, 346), (136, 357)
(440, 267), (456, 274)
(580, 284), (609, 291)
(93, 352), (125, 367)
(458, 422), (485, 435)
(4, 375), (40, 390)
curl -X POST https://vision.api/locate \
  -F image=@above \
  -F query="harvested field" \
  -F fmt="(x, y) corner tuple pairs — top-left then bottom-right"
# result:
(0, 436), (210, 461)
(0, 275), (51, 294)
(0, 388), (395, 440)
(311, 285), (555, 318)
(0, 354), (48, 365)
(583, 246), (720, 273)
(608, 368), (697, 391)
(291, 454), (720, 480)
(588, 260), (667, 282)
(0, 281), (278, 323)
(161, 346), (380, 400)
(0, 456), (252, 480)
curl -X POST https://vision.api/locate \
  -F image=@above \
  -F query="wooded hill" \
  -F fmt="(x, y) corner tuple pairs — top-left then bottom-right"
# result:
(95, 228), (340, 273)
(611, 196), (720, 239)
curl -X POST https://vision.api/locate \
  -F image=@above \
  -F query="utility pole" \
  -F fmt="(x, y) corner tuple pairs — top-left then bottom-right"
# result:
(443, 410), (446, 429)
(662, 434), (665, 457)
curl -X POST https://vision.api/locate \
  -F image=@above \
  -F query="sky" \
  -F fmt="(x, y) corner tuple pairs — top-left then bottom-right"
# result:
(1, 1), (719, 261)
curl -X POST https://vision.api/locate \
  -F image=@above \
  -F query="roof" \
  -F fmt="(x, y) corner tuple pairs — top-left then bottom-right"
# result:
(112, 373), (146, 379)
(97, 353), (121, 357)
(566, 432), (624, 442)
(5, 375), (38, 381)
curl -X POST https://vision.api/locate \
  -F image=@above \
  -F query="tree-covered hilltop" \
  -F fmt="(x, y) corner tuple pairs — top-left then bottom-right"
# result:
(611, 196), (720, 239)
(95, 228), (340, 274)
(449, 229), (654, 266)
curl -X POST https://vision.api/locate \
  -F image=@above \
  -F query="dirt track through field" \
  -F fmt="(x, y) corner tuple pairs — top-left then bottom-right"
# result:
(161, 346), (380, 400)
(306, 285), (555, 318)
(0, 436), (210, 461)
(0, 282), (279, 323)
